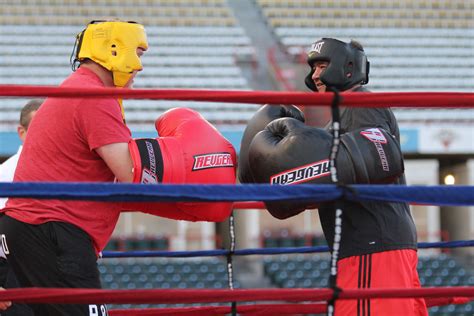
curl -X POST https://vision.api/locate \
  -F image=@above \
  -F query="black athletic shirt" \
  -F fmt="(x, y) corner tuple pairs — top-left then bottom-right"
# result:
(319, 87), (417, 259)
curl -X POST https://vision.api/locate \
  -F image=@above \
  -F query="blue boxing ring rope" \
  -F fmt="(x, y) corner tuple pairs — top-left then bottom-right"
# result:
(1, 182), (473, 205)
(0, 182), (473, 315)
(98, 240), (474, 259)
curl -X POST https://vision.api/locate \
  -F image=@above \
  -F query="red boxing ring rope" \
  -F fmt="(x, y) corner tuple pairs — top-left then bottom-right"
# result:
(109, 297), (471, 316)
(0, 287), (471, 304)
(109, 303), (329, 315)
(0, 85), (473, 107)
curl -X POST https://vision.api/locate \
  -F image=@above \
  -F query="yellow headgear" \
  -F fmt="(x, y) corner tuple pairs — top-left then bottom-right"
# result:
(74, 20), (148, 87)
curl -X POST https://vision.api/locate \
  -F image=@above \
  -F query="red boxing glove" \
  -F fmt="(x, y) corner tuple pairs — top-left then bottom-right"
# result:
(122, 108), (237, 222)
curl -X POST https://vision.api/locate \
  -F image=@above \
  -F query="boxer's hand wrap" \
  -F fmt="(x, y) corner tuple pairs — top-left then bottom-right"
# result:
(122, 108), (237, 222)
(248, 118), (404, 218)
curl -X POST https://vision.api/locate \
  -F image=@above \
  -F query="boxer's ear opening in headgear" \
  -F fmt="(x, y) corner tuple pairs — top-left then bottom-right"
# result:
(71, 20), (149, 87)
(304, 38), (370, 92)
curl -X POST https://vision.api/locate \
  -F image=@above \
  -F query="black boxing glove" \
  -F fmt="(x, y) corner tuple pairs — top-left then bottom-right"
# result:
(248, 118), (404, 219)
(339, 126), (404, 185)
(238, 104), (305, 184)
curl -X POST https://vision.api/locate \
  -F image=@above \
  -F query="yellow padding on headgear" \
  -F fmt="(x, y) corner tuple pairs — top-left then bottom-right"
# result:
(77, 21), (148, 87)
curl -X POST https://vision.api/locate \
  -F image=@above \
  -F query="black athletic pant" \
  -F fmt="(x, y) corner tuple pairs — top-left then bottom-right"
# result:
(0, 258), (34, 316)
(0, 215), (108, 316)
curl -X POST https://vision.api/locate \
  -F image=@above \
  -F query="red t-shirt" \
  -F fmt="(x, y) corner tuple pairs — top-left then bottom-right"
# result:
(3, 67), (131, 254)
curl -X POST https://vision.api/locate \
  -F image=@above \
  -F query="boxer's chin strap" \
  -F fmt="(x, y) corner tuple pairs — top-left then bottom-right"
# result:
(226, 212), (237, 316)
(118, 98), (126, 124)
(327, 87), (344, 316)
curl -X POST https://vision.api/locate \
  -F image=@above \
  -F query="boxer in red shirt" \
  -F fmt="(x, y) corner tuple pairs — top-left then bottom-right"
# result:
(0, 20), (236, 316)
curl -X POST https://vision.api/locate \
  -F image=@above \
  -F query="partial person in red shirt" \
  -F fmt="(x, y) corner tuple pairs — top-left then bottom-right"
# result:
(0, 20), (148, 316)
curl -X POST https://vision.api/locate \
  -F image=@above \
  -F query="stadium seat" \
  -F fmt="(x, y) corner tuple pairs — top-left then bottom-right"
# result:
(0, 1), (259, 131)
(255, 0), (473, 93)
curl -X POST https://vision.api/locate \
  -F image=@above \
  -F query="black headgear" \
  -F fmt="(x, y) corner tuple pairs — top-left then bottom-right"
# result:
(304, 38), (370, 91)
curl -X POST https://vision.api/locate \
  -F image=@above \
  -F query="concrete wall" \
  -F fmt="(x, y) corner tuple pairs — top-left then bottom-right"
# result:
(404, 159), (441, 255)
(440, 159), (474, 256)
